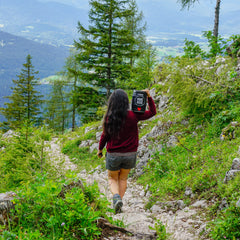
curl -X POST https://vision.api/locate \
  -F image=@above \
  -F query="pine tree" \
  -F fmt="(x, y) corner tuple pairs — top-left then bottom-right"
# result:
(75, 0), (136, 98)
(0, 55), (43, 130)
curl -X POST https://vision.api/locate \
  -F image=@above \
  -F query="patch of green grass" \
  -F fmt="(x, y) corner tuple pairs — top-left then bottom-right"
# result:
(62, 140), (104, 171)
(60, 121), (105, 171)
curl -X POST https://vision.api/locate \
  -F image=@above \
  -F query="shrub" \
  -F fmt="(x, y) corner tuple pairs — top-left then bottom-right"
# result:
(150, 219), (170, 240)
(183, 39), (204, 58)
(1, 175), (111, 240)
(0, 126), (53, 192)
(209, 203), (240, 239)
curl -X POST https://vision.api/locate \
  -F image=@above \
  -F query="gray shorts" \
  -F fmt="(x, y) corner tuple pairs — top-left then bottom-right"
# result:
(106, 152), (137, 171)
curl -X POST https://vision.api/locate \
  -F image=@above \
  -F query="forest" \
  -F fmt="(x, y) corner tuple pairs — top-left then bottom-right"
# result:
(0, 0), (240, 239)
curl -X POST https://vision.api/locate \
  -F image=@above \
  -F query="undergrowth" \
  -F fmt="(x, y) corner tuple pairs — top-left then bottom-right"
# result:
(0, 174), (114, 240)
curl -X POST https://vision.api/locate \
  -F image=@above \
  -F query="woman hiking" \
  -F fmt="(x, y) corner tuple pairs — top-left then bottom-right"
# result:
(97, 89), (156, 213)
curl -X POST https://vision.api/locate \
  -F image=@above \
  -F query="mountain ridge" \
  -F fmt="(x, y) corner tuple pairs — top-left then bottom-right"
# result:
(1, 0), (240, 47)
(0, 30), (69, 113)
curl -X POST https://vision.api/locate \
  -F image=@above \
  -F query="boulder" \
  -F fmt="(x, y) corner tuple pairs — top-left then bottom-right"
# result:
(84, 126), (96, 134)
(2, 130), (15, 139)
(149, 88), (156, 99)
(224, 170), (240, 183)
(158, 95), (169, 112)
(218, 197), (229, 210)
(0, 191), (17, 225)
(221, 121), (240, 140)
(90, 143), (99, 153)
(96, 131), (102, 141)
(231, 158), (240, 170)
(153, 200), (185, 212)
(236, 199), (240, 208)
(191, 200), (207, 208)
(215, 56), (226, 65)
(166, 135), (178, 148)
(184, 187), (194, 198)
(79, 140), (94, 148)
(224, 158), (240, 183)
(150, 205), (164, 214)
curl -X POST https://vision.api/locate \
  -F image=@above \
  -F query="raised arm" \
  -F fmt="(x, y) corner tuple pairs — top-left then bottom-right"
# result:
(136, 90), (156, 121)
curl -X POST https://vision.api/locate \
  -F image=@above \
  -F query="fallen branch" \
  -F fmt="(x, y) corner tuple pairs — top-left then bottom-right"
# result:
(186, 74), (226, 88)
(176, 137), (194, 155)
(97, 217), (157, 240)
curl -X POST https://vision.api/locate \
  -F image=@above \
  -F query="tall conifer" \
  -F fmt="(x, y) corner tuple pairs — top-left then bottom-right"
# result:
(0, 55), (43, 130)
(75, 0), (135, 98)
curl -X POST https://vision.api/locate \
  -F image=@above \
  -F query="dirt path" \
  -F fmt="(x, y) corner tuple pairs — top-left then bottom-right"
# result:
(48, 138), (209, 240)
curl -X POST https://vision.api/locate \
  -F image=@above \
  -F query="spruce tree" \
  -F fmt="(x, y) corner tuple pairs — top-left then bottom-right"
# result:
(75, 0), (136, 98)
(0, 55), (43, 130)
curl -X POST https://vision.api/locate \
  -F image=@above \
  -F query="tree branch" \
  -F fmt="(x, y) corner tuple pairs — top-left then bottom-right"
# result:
(186, 74), (226, 88)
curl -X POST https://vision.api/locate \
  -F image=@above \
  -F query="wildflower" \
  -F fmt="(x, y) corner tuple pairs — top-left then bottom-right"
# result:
(61, 222), (65, 227)
(211, 141), (214, 144)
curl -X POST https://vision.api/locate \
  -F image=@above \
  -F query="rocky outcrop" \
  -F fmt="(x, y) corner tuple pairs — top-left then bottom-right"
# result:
(220, 121), (240, 141)
(218, 197), (229, 211)
(224, 158), (240, 183)
(0, 192), (17, 225)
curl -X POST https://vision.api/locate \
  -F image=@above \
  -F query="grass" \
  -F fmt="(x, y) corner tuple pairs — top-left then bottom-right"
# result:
(61, 122), (105, 171)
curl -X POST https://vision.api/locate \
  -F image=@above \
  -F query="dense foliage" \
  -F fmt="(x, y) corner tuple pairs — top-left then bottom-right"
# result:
(0, 175), (111, 239)
(137, 38), (240, 239)
(0, 126), (52, 192)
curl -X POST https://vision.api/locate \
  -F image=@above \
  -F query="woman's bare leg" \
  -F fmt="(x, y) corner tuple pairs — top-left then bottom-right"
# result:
(108, 170), (120, 195)
(118, 168), (130, 199)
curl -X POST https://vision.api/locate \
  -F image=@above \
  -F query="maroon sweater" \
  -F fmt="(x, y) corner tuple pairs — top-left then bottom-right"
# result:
(99, 97), (156, 153)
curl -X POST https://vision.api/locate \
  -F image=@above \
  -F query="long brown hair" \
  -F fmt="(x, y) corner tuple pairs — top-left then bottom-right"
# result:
(103, 89), (129, 137)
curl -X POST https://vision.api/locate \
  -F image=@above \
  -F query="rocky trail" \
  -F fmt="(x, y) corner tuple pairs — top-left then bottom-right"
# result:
(48, 137), (210, 240)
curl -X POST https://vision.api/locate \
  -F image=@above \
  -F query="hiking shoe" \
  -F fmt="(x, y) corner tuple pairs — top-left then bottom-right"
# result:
(113, 194), (123, 213)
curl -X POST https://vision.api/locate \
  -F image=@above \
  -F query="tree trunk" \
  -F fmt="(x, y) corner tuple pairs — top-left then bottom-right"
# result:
(213, 0), (221, 38)
(72, 66), (77, 132)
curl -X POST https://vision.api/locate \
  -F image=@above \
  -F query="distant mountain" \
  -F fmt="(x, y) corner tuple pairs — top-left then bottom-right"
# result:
(0, 30), (68, 99)
(1, 0), (239, 47)
(0, 0), (88, 46)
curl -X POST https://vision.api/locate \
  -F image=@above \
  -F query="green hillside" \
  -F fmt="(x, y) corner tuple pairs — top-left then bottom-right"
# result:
(1, 50), (240, 238)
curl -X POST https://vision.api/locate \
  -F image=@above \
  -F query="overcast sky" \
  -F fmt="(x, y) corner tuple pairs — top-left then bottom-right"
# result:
(38, 0), (240, 12)
(37, 0), (240, 36)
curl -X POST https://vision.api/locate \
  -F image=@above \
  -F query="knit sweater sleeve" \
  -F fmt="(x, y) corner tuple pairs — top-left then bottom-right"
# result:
(135, 97), (156, 121)
(98, 132), (109, 150)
